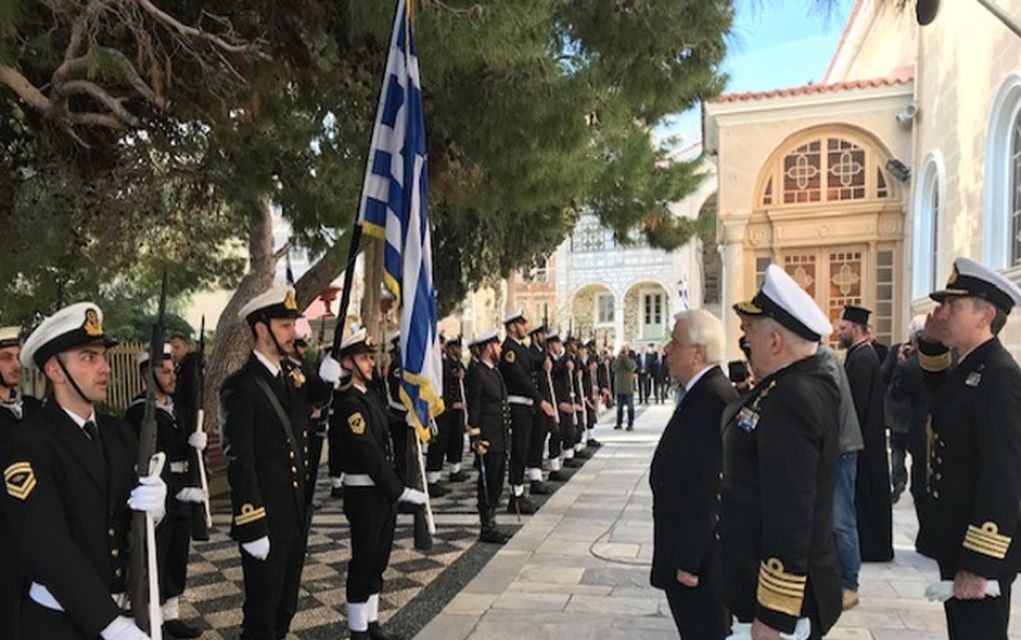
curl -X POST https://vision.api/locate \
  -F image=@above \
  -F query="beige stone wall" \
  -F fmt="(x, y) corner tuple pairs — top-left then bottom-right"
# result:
(826, 1), (916, 83)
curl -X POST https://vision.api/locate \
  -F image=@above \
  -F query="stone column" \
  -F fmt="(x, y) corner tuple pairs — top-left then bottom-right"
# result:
(720, 218), (749, 360)
(614, 293), (625, 350)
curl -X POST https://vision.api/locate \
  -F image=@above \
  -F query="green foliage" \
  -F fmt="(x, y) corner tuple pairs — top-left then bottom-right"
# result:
(0, 0), (732, 320)
(104, 309), (196, 344)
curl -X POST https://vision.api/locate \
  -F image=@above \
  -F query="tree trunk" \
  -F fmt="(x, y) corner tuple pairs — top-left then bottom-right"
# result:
(361, 237), (384, 341)
(293, 231), (352, 310)
(202, 193), (278, 472)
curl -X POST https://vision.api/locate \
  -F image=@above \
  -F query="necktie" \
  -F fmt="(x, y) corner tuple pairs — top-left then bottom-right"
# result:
(84, 420), (100, 443)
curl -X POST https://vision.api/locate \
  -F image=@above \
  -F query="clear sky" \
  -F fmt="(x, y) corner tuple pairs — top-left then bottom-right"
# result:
(659, 0), (853, 154)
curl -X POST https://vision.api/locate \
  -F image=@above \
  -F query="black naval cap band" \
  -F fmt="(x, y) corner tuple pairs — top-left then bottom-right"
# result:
(34, 330), (118, 369)
(930, 274), (1015, 314)
(733, 291), (823, 342)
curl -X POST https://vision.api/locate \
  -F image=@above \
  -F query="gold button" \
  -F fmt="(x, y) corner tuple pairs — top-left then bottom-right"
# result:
(289, 451), (295, 460)
(933, 490), (940, 498)
(291, 466), (297, 474)
(108, 528), (116, 537)
(936, 473), (942, 480)
(111, 549), (119, 558)
(292, 481), (299, 489)
(115, 568), (122, 577)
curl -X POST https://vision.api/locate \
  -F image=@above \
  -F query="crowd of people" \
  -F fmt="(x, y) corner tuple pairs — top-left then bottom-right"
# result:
(649, 257), (1021, 640)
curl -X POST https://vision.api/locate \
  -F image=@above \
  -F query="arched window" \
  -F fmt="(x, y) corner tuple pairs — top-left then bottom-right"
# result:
(913, 152), (945, 298)
(983, 72), (1021, 268)
(760, 134), (893, 207)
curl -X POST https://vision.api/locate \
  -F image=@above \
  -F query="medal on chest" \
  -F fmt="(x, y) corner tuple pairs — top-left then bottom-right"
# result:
(965, 365), (985, 388)
(735, 381), (776, 433)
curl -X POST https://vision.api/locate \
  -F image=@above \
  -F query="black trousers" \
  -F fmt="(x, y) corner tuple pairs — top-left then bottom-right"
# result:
(426, 411), (453, 473)
(157, 497), (193, 601)
(526, 408), (551, 471)
(240, 532), (307, 640)
(638, 373), (651, 403)
(940, 565), (1014, 639)
(561, 412), (579, 453)
(890, 431), (909, 491)
(508, 405), (533, 487)
(663, 550), (730, 640)
(344, 488), (397, 603)
(0, 518), (25, 640)
(476, 450), (506, 518)
(446, 408), (465, 465)
(305, 431), (325, 506)
(388, 412), (408, 484)
(548, 415), (566, 459)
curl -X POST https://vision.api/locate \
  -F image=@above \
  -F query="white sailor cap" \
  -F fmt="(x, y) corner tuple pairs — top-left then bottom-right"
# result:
(503, 309), (526, 325)
(546, 331), (561, 343)
(930, 257), (1021, 314)
(733, 265), (833, 341)
(238, 286), (300, 324)
(0, 326), (21, 349)
(469, 329), (500, 348)
(337, 329), (377, 358)
(21, 302), (118, 369)
(137, 343), (173, 368)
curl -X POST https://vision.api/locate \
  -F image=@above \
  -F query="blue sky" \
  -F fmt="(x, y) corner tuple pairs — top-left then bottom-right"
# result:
(659, 0), (853, 153)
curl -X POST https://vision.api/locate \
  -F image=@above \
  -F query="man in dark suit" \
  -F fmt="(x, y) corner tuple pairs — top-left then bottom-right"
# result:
(220, 286), (311, 640)
(916, 257), (1021, 638)
(724, 265), (843, 639)
(1, 304), (166, 640)
(651, 309), (737, 639)
(637, 345), (654, 404)
(838, 305), (894, 563)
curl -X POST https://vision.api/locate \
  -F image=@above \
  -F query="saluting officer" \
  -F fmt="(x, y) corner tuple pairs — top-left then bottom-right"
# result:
(500, 311), (556, 514)
(320, 330), (427, 640)
(220, 286), (310, 640)
(525, 324), (554, 496)
(124, 345), (206, 639)
(724, 266), (843, 639)
(0, 326), (41, 640)
(466, 331), (513, 544)
(0, 303), (167, 640)
(916, 257), (1021, 638)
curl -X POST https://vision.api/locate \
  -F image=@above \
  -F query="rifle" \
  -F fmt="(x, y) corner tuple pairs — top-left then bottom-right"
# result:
(129, 271), (169, 637)
(191, 316), (213, 539)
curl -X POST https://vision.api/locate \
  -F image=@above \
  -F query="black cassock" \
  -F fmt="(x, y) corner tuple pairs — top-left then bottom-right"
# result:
(845, 341), (894, 561)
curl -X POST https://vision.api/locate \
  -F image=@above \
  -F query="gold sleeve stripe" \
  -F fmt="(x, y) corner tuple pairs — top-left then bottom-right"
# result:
(468, 428), (481, 437)
(919, 351), (951, 373)
(757, 558), (806, 617)
(963, 522), (1011, 559)
(234, 504), (267, 526)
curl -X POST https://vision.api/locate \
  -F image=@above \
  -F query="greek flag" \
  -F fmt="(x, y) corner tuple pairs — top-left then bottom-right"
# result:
(357, 0), (444, 440)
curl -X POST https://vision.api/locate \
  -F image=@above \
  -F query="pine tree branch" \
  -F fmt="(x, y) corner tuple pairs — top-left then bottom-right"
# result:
(134, 0), (269, 59)
(0, 64), (51, 113)
(61, 79), (139, 126)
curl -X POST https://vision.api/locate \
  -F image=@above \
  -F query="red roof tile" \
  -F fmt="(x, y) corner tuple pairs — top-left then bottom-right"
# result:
(715, 73), (913, 104)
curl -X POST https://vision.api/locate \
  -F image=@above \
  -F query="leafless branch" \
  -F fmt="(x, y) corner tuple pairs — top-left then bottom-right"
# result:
(61, 79), (139, 126)
(135, 0), (270, 59)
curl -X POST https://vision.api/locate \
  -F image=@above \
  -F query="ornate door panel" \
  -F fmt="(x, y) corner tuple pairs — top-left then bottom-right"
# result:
(780, 246), (867, 344)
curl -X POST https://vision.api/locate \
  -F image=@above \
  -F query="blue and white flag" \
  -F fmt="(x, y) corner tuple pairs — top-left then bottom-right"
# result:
(358, 0), (444, 440)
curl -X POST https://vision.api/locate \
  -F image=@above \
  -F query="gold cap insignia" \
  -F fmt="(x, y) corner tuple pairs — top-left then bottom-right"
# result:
(947, 267), (959, 287)
(348, 412), (366, 435)
(4, 462), (37, 501)
(505, 349), (516, 364)
(284, 290), (298, 311)
(365, 336), (374, 347)
(83, 309), (103, 337)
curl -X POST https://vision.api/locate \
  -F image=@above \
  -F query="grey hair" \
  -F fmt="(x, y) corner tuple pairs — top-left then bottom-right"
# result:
(673, 309), (725, 364)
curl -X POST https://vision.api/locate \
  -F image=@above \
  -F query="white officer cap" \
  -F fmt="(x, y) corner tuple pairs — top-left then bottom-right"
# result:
(930, 257), (1021, 314)
(546, 331), (561, 343)
(21, 302), (118, 369)
(137, 343), (173, 367)
(337, 329), (378, 358)
(469, 329), (500, 348)
(733, 265), (833, 341)
(0, 326), (21, 349)
(503, 309), (525, 326)
(238, 286), (301, 324)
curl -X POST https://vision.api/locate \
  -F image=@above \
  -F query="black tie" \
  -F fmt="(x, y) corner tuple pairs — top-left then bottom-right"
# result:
(83, 420), (100, 444)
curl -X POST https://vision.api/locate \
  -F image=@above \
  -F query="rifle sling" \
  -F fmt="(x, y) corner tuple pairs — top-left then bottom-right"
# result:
(253, 376), (305, 471)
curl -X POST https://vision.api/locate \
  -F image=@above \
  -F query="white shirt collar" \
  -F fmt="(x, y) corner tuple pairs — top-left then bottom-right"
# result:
(685, 364), (718, 393)
(253, 349), (281, 378)
(62, 406), (98, 429)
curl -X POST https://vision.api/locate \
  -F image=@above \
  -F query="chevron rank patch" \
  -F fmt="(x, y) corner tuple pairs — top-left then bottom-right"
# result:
(348, 412), (366, 436)
(4, 461), (37, 501)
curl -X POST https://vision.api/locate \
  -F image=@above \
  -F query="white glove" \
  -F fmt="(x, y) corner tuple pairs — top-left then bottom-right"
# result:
(924, 580), (1001, 602)
(726, 618), (811, 640)
(319, 356), (344, 385)
(242, 536), (271, 560)
(175, 487), (208, 504)
(128, 475), (167, 525)
(398, 487), (427, 506)
(100, 615), (149, 640)
(188, 430), (208, 450)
